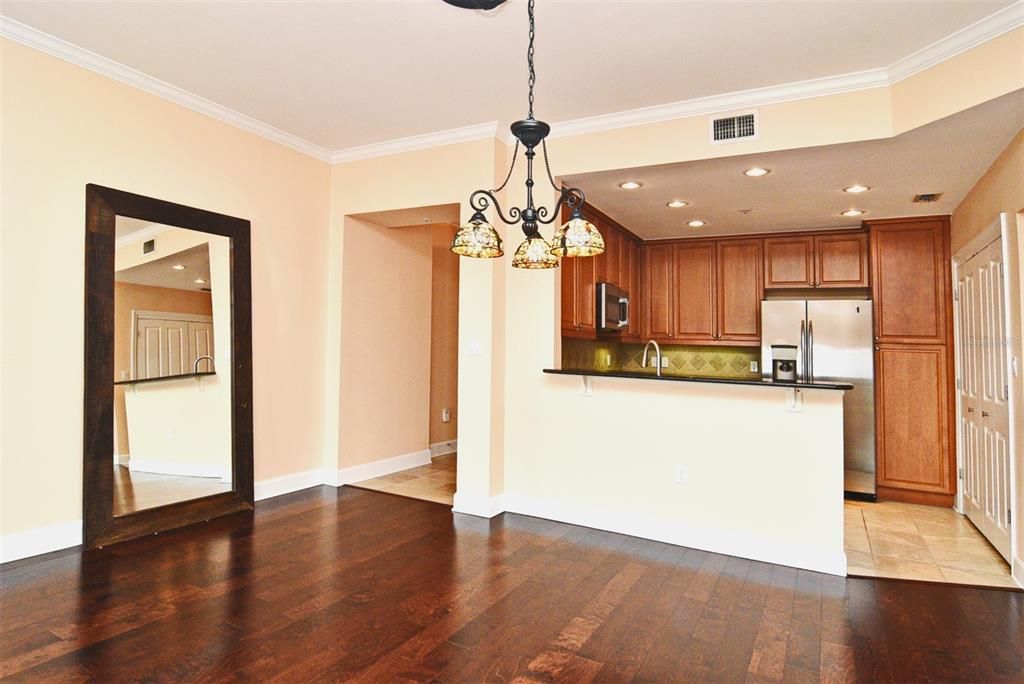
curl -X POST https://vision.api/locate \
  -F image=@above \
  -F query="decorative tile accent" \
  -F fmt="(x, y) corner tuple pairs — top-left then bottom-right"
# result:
(561, 339), (760, 379)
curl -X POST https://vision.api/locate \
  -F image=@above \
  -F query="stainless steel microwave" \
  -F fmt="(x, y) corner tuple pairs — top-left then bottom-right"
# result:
(597, 282), (629, 332)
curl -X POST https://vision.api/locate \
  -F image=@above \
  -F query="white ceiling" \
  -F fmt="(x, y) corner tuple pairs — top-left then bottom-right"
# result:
(562, 89), (1024, 239)
(1, 1), (1015, 153)
(116, 243), (212, 292)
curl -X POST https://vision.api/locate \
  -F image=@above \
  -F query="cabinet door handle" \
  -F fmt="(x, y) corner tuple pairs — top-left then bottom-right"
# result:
(982, 411), (990, 418)
(967, 407), (975, 413)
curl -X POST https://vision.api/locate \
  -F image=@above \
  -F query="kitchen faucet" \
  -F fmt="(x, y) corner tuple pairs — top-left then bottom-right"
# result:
(194, 355), (214, 374)
(641, 340), (662, 377)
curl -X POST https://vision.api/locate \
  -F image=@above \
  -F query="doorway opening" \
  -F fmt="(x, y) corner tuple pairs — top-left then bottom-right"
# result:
(339, 204), (461, 505)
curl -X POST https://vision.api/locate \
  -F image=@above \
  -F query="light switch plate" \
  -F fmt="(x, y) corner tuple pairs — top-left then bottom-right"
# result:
(750, 360), (758, 373)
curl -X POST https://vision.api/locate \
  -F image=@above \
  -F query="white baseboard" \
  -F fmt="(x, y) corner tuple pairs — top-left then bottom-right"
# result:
(1014, 557), (1024, 588)
(502, 493), (848, 576)
(115, 453), (130, 465)
(0, 520), (82, 564)
(429, 440), (457, 457)
(452, 492), (505, 518)
(254, 468), (327, 501)
(326, 449), (432, 486)
(129, 458), (229, 480)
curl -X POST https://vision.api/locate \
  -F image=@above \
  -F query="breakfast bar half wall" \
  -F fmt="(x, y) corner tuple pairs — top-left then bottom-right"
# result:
(496, 370), (850, 576)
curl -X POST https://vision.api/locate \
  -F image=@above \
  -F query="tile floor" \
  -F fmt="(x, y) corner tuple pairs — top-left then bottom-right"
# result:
(354, 456), (1017, 589)
(845, 499), (1017, 588)
(353, 454), (456, 505)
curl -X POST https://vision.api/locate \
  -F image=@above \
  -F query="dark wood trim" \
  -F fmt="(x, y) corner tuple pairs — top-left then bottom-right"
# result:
(876, 485), (955, 508)
(83, 184), (254, 549)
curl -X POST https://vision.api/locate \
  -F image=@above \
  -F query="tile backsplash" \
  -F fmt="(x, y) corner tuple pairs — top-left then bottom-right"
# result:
(561, 338), (761, 379)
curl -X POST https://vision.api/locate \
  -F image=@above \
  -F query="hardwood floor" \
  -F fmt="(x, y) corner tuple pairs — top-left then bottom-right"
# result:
(112, 464), (231, 515)
(2, 486), (1022, 682)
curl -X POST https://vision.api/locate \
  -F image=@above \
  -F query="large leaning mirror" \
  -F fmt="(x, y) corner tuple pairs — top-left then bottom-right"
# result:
(84, 185), (253, 548)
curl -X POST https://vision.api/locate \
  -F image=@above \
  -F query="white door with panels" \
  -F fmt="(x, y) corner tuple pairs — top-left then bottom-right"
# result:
(956, 237), (1012, 561)
(133, 313), (214, 380)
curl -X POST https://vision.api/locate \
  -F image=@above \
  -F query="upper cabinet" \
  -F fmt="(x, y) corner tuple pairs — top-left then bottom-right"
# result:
(869, 217), (950, 344)
(643, 237), (762, 345)
(717, 239), (763, 343)
(560, 203), (642, 340)
(764, 231), (868, 289)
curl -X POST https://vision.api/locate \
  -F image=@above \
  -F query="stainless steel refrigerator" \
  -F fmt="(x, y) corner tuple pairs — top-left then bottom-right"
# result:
(761, 299), (876, 498)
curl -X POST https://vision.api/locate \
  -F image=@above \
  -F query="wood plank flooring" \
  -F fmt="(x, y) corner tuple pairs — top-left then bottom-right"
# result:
(2, 486), (1022, 682)
(113, 465), (231, 516)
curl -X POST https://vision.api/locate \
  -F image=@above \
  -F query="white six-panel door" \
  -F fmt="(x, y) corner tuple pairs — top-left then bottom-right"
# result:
(957, 237), (1012, 561)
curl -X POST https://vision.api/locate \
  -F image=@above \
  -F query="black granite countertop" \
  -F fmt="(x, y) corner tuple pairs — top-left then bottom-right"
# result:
(543, 368), (853, 391)
(114, 371), (216, 386)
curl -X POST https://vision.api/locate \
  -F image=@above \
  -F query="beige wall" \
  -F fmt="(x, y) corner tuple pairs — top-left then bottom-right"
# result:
(430, 223), (459, 445)
(113, 282), (214, 455)
(0, 38), (331, 538)
(951, 128), (1024, 578)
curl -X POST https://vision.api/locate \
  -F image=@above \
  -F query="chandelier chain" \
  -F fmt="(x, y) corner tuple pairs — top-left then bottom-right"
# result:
(491, 139), (520, 194)
(527, 0), (535, 119)
(541, 140), (560, 191)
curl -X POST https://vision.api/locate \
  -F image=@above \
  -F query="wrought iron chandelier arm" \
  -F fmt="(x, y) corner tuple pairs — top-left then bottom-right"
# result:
(536, 186), (586, 225)
(469, 189), (522, 225)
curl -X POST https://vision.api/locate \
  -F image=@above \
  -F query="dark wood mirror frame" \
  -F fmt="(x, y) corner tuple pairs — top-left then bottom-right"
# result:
(84, 184), (254, 548)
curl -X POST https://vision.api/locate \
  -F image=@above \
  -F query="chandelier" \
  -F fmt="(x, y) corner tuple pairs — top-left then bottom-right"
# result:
(448, 0), (605, 269)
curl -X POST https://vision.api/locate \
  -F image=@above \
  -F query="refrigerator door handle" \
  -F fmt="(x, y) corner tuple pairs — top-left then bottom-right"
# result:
(799, 319), (806, 381)
(808, 320), (814, 382)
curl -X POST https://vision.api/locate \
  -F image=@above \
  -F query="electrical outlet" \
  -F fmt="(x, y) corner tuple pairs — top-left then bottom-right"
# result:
(441, 408), (451, 423)
(674, 464), (689, 484)
(661, 356), (669, 368)
(750, 360), (758, 373)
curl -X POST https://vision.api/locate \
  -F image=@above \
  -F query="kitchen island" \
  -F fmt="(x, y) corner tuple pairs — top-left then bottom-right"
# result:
(501, 368), (850, 575)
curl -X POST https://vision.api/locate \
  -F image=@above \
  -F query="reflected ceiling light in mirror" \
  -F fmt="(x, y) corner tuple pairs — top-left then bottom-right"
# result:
(194, 278), (207, 284)
(841, 209), (865, 217)
(172, 264), (186, 270)
(666, 200), (689, 208)
(688, 220), (706, 228)
(743, 167), (771, 177)
(844, 184), (870, 193)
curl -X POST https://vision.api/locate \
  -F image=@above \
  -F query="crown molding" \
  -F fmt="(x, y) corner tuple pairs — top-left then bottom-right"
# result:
(3, 1), (1020, 167)
(887, 0), (1024, 83)
(328, 121), (500, 164)
(0, 16), (333, 162)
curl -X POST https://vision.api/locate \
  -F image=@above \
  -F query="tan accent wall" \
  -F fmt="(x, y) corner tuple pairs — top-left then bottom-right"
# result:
(338, 219), (433, 466)
(1, 38), (330, 537)
(951, 127), (1024, 575)
(430, 224), (459, 445)
(113, 282), (213, 457)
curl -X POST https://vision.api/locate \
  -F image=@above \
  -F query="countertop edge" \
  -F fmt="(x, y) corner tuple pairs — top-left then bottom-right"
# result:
(542, 368), (853, 391)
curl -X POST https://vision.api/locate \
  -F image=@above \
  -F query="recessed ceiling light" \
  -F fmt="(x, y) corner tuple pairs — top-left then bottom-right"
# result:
(172, 264), (186, 270)
(743, 167), (770, 177)
(841, 209), (865, 217)
(666, 200), (689, 208)
(844, 184), (870, 194)
(194, 278), (207, 284)
(618, 181), (642, 190)
(688, 220), (706, 228)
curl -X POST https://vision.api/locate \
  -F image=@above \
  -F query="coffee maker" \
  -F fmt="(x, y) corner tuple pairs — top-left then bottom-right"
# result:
(770, 344), (798, 382)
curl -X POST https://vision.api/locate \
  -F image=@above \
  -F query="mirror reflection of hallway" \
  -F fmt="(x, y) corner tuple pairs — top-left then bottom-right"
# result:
(112, 217), (233, 515)
(341, 205), (460, 504)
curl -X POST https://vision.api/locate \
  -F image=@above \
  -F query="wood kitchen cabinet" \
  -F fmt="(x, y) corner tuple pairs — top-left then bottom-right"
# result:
(717, 239), (763, 342)
(875, 344), (954, 505)
(764, 231), (868, 289)
(868, 216), (955, 506)
(870, 218), (950, 344)
(642, 237), (762, 345)
(560, 202), (641, 339)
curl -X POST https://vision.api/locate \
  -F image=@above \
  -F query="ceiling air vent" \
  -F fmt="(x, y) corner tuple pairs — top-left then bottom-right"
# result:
(709, 110), (759, 145)
(913, 192), (943, 203)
